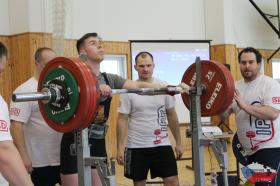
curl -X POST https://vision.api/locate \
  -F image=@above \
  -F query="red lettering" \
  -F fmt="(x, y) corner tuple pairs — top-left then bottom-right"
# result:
(272, 97), (280, 104)
(9, 108), (21, 116)
(0, 120), (8, 132)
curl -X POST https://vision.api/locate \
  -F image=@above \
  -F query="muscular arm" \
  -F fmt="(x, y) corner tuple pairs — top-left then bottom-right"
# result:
(10, 121), (33, 173)
(116, 113), (128, 165)
(0, 140), (33, 186)
(99, 80), (166, 97)
(235, 90), (280, 120)
(166, 107), (183, 159)
(239, 104), (279, 121)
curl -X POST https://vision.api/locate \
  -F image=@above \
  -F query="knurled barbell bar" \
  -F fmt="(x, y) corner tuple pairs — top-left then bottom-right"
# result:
(13, 87), (186, 103)
(12, 57), (235, 133)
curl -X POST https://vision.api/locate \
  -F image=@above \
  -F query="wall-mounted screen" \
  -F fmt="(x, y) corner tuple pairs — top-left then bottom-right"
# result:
(130, 40), (211, 124)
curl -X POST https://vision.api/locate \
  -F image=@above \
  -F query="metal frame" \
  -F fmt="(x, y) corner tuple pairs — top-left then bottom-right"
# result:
(146, 57), (230, 186)
(249, 0), (279, 36)
(75, 129), (115, 186)
(76, 130), (92, 186)
(189, 57), (206, 185)
(268, 46), (280, 62)
(249, 0), (280, 62)
(188, 57), (229, 186)
(77, 62), (227, 186)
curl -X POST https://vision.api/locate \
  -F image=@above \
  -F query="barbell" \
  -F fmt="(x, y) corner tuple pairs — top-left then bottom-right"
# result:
(12, 57), (235, 133)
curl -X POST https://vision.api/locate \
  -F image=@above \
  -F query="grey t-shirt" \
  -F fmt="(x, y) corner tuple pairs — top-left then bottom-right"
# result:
(97, 72), (126, 89)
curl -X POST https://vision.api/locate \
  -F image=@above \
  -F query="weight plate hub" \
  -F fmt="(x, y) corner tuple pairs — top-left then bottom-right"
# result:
(181, 60), (235, 116)
(47, 79), (69, 111)
(42, 68), (79, 123)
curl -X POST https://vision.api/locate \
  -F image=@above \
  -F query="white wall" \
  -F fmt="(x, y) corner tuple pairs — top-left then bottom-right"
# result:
(0, 0), (10, 35)
(1, 0), (280, 49)
(204, 0), (226, 44)
(5, 0), (53, 34)
(28, 0), (53, 33)
(204, 0), (280, 49)
(8, 0), (29, 34)
(232, 0), (280, 49)
(66, 0), (206, 41)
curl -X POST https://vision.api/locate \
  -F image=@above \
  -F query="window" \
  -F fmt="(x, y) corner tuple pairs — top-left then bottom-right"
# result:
(272, 58), (280, 83)
(100, 55), (127, 78)
(260, 59), (265, 74)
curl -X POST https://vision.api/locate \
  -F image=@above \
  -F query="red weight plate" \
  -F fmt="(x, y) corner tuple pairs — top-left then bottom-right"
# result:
(38, 57), (92, 132)
(83, 66), (100, 129)
(70, 59), (95, 130)
(215, 62), (235, 114)
(64, 60), (94, 131)
(181, 60), (235, 116)
(70, 58), (100, 130)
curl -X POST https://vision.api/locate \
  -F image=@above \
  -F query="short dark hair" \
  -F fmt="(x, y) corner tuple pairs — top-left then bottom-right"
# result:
(76, 32), (98, 54)
(238, 47), (262, 63)
(0, 42), (8, 58)
(34, 47), (54, 63)
(135, 51), (153, 64)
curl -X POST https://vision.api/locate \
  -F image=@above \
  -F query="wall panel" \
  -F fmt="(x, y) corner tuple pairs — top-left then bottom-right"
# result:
(64, 39), (78, 57)
(259, 49), (276, 77)
(102, 41), (130, 157)
(210, 44), (238, 132)
(9, 33), (52, 94)
(9, 33), (32, 91)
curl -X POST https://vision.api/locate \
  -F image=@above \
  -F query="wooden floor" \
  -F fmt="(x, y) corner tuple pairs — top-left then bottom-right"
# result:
(115, 137), (241, 186)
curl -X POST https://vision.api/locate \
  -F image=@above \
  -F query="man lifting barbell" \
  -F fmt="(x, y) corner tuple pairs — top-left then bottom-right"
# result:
(221, 47), (280, 186)
(59, 33), (187, 186)
(12, 33), (236, 186)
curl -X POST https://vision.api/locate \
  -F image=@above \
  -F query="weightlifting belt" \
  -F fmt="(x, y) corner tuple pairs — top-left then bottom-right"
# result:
(88, 123), (108, 139)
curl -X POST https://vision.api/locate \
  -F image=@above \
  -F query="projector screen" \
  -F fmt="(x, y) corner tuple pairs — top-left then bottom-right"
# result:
(130, 40), (211, 124)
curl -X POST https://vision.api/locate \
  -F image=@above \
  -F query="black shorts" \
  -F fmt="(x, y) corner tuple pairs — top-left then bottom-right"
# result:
(60, 132), (107, 174)
(31, 166), (61, 186)
(247, 147), (280, 186)
(124, 146), (178, 181)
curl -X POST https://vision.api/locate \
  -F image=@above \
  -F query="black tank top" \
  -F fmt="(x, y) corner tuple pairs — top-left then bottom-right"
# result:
(92, 72), (112, 124)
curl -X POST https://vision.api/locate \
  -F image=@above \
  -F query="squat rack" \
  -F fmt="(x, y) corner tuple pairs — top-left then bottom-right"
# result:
(75, 129), (116, 186)
(74, 57), (230, 186)
(188, 57), (229, 186)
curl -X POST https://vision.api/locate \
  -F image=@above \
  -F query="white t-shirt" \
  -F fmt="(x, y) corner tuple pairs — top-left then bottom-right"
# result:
(10, 77), (62, 167)
(0, 173), (9, 186)
(118, 78), (175, 148)
(0, 95), (12, 142)
(0, 173), (8, 186)
(232, 75), (280, 155)
(0, 95), (11, 185)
